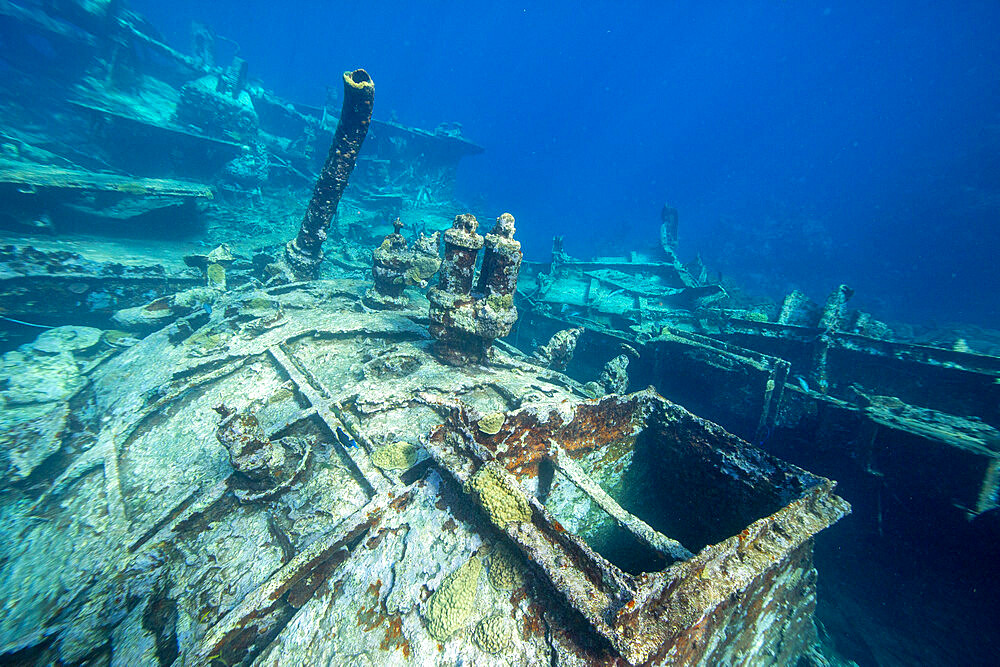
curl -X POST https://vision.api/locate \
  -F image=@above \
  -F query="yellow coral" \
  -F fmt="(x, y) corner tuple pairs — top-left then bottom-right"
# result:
(425, 556), (482, 641)
(487, 542), (524, 591)
(473, 614), (513, 654)
(485, 293), (513, 312)
(409, 254), (441, 281)
(464, 462), (531, 529)
(206, 263), (226, 289)
(477, 411), (505, 436)
(371, 440), (419, 470)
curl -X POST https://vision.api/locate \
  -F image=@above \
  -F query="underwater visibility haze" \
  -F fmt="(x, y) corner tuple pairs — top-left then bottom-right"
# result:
(137, 0), (1000, 327)
(0, 1), (998, 666)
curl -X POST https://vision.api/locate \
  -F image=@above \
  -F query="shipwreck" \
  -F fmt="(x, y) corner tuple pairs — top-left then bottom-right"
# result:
(2, 1), (997, 665)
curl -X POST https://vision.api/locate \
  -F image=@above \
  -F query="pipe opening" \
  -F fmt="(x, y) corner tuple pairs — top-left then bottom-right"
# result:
(349, 69), (372, 84)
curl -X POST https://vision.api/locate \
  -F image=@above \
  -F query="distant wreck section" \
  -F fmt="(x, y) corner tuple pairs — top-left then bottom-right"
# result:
(513, 206), (1000, 536)
(513, 205), (1000, 660)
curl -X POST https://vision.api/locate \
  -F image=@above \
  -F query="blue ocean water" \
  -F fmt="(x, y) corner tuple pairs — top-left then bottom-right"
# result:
(133, 0), (1000, 327)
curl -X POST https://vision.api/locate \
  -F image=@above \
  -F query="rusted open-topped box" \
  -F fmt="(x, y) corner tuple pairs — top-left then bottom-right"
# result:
(425, 388), (850, 665)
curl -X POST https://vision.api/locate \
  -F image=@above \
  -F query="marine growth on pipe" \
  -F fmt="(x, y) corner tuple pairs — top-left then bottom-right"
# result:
(428, 213), (522, 365)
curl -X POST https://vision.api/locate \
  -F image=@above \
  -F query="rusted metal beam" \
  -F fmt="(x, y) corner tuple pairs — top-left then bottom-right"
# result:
(267, 345), (384, 495)
(190, 492), (391, 665)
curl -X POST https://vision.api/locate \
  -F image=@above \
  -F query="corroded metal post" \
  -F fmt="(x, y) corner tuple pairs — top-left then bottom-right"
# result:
(811, 283), (853, 393)
(283, 68), (374, 280)
(428, 213), (522, 365)
(438, 213), (483, 294)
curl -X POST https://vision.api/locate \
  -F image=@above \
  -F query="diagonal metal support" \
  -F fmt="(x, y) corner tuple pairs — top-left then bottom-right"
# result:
(267, 345), (385, 495)
(189, 491), (392, 665)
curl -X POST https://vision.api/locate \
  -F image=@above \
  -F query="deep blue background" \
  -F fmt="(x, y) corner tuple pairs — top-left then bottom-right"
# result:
(133, 1), (1000, 327)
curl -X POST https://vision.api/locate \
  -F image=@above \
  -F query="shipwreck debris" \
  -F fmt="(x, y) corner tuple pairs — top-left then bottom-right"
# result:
(532, 326), (583, 371)
(214, 403), (311, 499)
(363, 218), (442, 309)
(599, 343), (639, 394)
(428, 213), (523, 365)
(425, 389), (850, 665)
(281, 69), (375, 280)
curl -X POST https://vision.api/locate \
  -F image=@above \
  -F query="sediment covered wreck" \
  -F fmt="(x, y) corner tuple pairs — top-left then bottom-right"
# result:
(0, 5), (852, 662)
(1, 2), (996, 665)
(0, 262), (849, 665)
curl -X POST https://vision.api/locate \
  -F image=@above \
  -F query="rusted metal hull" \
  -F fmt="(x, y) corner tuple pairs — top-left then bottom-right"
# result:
(425, 390), (850, 665)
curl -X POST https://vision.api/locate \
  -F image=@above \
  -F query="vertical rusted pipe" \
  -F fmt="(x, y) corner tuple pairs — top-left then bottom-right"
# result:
(284, 68), (374, 279)
(438, 213), (483, 293)
(476, 212), (521, 298)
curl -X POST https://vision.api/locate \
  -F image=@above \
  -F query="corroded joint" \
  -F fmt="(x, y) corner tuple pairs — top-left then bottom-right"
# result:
(284, 68), (374, 280)
(428, 213), (522, 365)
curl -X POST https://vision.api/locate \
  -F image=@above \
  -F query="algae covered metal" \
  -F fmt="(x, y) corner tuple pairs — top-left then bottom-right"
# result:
(0, 269), (848, 665)
(0, 3), (854, 662)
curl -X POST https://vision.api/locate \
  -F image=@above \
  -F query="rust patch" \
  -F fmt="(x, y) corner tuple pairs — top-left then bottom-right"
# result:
(389, 489), (415, 512)
(365, 525), (407, 550)
(558, 398), (640, 455)
(380, 615), (412, 659)
(521, 600), (546, 640)
(356, 577), (412, 658)
(456, 394), (645, 479)
(356, 604), (386, 632)
(442, 518), (458, 533)
(510, 586), (527, 608)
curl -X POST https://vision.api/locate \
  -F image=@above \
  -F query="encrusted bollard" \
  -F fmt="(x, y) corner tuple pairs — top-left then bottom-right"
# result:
(364, 218), (441, 309)
(428, 213), (522, 365)
(533, 326), (583, 371)
(600, 343), (639, 394)
(438, 213), (483, 294)
(282, 69), (374, 280)
(365, 218), (410, 309)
